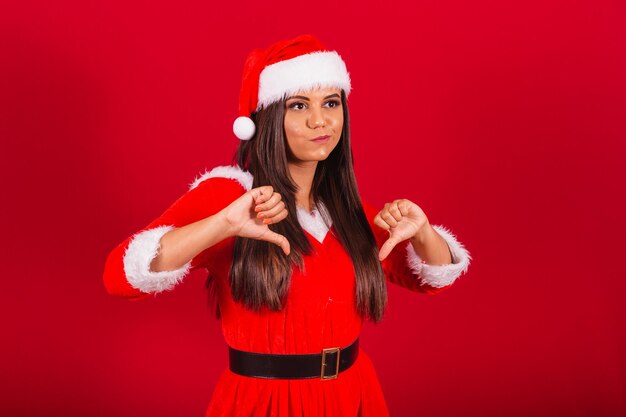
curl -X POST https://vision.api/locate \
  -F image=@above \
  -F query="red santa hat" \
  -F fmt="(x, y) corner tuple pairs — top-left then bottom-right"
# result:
(232, 34), (352, 140)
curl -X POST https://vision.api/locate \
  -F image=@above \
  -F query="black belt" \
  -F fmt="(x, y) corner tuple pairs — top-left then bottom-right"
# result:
(228, 338), (359, 380)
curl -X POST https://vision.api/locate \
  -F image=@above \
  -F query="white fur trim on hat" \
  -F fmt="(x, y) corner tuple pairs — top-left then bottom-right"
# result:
(257, 51), (351, 109)
(406, 225), (471, 288)
(123, 225), (191, 294)
(189, 165), (253, 191)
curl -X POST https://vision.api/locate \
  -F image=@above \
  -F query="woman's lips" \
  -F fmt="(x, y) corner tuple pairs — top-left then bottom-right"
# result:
(311, 135), (331, 144)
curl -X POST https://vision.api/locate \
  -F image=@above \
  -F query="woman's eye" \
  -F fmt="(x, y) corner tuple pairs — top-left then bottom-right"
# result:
(324, 100), (341, 108)
(288, 102), (306, 110)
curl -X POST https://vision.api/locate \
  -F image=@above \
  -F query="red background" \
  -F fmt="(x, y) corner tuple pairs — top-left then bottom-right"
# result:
(1, 0), (625, 416)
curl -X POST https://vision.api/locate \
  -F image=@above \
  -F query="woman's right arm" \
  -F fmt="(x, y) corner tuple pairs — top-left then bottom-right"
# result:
(150, 184), (290, 272)
(103, 176), (289, 300)
(148, 209), (232, 273)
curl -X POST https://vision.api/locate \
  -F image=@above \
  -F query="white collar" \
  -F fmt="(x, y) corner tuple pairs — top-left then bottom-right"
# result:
(296, 203), (332, 243)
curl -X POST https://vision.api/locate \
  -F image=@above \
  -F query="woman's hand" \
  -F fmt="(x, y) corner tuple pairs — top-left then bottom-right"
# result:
(374, 199), (430, 261)
(221, 185), (291, 255)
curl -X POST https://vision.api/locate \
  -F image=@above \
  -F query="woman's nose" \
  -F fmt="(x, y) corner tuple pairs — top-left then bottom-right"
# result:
(307, 107), (326, 128)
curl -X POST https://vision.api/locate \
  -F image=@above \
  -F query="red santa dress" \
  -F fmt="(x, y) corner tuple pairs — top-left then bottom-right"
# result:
(103, 165), (471, 417)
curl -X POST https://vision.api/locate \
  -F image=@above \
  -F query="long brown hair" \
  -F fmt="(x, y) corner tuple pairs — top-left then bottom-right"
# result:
(229, 91), (387, 322)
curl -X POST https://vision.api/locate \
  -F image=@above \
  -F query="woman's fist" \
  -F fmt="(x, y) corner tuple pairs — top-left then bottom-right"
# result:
(221, 185), (290, 255)
(374, 199), (429, 261)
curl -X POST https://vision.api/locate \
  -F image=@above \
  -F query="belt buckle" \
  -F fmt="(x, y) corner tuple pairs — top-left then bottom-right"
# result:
(321, 347), (341, 380)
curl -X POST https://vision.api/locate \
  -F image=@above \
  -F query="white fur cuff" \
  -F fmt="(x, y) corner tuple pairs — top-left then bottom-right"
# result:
(123, 225), (191, 294)
(406, 225), (471, 288)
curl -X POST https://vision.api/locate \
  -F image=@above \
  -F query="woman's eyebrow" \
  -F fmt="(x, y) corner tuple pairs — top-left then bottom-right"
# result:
(287, 93), (341, 101)
(288, 95), (310, 101)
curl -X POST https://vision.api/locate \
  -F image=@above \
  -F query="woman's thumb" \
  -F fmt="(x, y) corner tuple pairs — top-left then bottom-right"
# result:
(259, 229), (291, 256)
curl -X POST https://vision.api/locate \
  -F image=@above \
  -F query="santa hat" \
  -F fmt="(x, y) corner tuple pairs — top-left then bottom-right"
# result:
(232, 35), (352, 140)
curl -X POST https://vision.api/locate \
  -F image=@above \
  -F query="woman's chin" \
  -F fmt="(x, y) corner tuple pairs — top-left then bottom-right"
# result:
(310, 147), (337, 161)
(289, 154), (331, 164)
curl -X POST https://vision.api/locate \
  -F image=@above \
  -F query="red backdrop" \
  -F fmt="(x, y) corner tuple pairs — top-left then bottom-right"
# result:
(1, 0), (625, 416)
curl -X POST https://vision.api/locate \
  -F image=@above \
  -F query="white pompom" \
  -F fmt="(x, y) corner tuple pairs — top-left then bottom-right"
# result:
(233, 116), (256, 140)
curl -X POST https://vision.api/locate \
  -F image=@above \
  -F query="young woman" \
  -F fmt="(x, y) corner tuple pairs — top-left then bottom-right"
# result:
(104, 34), (470, 417)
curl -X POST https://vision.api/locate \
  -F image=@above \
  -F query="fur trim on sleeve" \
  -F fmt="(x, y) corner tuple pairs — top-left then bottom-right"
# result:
(123, 225), (191, 294)
(406, 225), (471, 288)
(189, 165), (253, 191)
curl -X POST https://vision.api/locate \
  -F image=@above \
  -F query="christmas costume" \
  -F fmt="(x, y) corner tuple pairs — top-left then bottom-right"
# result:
(103, 165), (471, 417)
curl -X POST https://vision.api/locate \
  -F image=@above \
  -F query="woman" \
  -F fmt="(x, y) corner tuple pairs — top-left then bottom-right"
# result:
(104, 34), (470, 416)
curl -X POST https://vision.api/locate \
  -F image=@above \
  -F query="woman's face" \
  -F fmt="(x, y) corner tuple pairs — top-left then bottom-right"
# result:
(283, 87), (344, 164)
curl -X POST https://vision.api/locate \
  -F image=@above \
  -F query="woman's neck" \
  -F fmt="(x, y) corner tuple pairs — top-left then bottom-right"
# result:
(287, 161), (317, 212)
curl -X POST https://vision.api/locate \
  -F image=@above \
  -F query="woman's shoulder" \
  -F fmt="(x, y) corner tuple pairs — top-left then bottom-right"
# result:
(188, 165), (253, 193)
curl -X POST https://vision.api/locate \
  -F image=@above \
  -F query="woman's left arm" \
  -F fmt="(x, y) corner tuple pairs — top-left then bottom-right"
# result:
(375, 199), (452, 264)
(366, 199), (471, 294)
